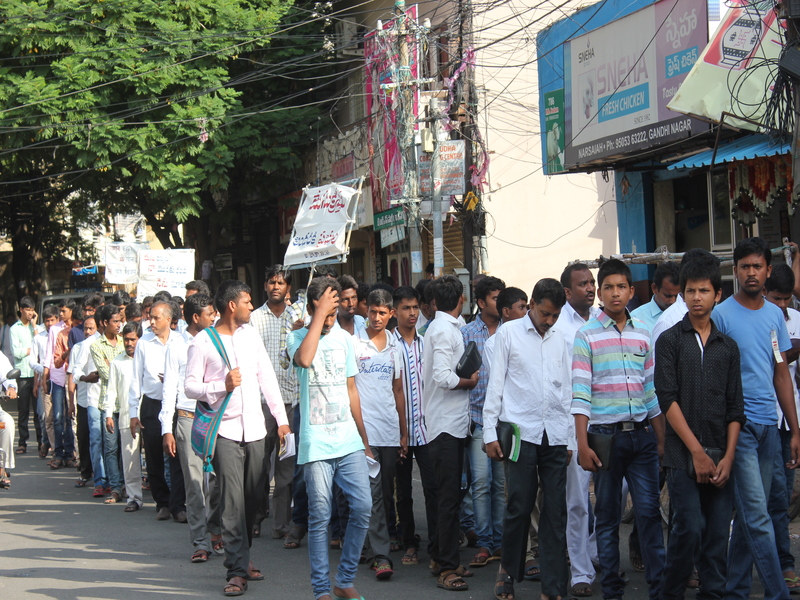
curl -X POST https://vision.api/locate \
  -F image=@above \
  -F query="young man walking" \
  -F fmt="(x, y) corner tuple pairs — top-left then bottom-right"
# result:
(713, 237), (800, 600)
(287, 276), (372, 600)
(30, 305), (59, 457)
(353, 288), (408, 581)
(572, 259), (666, 600)
(485, 278), (574, 600)
(422, 275), (478, 591)
(11, 296), (39, 455)
(162, 293), (222, 562)
(185, 280), (289, 597)
(655, 255), (744, 599)
(392, 285), (437, 567)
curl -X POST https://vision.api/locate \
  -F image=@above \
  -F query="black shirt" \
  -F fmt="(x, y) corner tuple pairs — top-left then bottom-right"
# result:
(654, 313), (746, 470)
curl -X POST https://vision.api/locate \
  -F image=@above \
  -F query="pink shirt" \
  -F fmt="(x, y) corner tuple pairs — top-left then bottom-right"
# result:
(44, 321), (67, 387)
(185, 325), (287, 443)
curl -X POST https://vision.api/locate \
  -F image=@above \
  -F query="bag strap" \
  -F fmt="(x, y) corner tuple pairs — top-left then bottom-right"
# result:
(206, 327), (232, 370)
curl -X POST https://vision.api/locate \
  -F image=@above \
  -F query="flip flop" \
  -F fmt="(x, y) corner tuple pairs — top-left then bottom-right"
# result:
(246, 566), (264, 581)
(212, 535), (225, 555)
(402, 547), (419, 565)
(524, 559), (540, 581)
(572, 582), (593, 597)
(470, 547), (492, 567)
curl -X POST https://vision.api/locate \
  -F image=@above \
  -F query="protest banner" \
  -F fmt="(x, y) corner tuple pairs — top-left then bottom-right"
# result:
(105, 242), (150, 284)
(136, 249), (196, 299)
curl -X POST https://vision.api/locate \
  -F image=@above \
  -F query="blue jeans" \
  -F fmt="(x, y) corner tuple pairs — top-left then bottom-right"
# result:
(86, 406), (106, 488)
(591, 425), (664, 599)
(50, 383), (74, 459)
(304, 451), (371, 599)
(467, 425), (504, 552)
(774, 428), (795, 572)
(726, 422), (789, 600)
(102, 413), (122, 493)
(662, 467), (733, 600)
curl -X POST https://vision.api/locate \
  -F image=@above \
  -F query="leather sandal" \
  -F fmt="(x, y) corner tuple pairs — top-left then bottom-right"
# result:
(438, 569), (469, 591)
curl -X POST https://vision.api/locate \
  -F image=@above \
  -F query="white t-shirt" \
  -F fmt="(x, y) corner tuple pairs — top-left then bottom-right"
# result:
(353, 328), (403, 447)
(778, 307), (800, 429)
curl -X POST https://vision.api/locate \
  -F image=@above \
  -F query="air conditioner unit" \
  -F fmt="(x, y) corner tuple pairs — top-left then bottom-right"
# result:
(336, 19), (363, 57)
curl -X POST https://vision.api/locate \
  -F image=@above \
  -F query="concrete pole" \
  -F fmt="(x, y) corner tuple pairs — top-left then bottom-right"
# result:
(431, 97), (444, 277)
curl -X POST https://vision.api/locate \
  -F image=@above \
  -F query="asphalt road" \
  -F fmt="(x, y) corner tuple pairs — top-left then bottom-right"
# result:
(0, 400), (775, 600)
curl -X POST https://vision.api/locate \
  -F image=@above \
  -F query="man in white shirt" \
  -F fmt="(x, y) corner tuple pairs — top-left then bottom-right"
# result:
(161, 293), (222, 563)
(422, 275), (478, 591)
(106, 322), (144, 512)
(185, 280), (289, 597)
(485, 278), (574, 600)
(30, 306), (59, 456)
(552, 263), (601, 596)
(128, 300), (178, 520)
(70, 318), (104, 496)
(354, 288), (407, 581)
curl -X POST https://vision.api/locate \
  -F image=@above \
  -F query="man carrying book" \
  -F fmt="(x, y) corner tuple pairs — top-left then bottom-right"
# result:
(484, 278), (574, 600)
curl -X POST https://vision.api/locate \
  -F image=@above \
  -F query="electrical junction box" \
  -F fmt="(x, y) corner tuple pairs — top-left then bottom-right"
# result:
(421, 128), (435, 153)
(779, 45), (800, 81)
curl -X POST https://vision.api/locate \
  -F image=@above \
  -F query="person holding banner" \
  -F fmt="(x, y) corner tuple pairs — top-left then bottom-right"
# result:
(185, 280), (289, 598)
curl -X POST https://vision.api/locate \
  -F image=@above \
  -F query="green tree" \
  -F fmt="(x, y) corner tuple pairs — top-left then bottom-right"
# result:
(0, 0), (334, 296)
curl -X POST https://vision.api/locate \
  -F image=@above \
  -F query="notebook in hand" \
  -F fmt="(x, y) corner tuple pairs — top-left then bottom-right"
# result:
(587, 432), (614, 471)
(496, 421), (521, 462)
(456, 340), (482, 378)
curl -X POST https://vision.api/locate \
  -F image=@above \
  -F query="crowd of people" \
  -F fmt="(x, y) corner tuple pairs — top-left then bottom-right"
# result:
(1, 236), (800, 600)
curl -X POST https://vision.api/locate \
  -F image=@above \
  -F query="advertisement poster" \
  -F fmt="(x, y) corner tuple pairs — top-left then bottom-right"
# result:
(137, 249), (195, 300)
(564, 0), (708, 167)
(364, 5), (418, 213)
(668, 0), (783, 130)
(104, 242), (150, 284)
(283, 184), (358, 267)
(417, 140), (466, 195)
(544, 89), (566, 173)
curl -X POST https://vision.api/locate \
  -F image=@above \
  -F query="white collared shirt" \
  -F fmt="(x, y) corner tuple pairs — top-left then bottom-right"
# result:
(552, 302), (602, 355)
(652, 295), (687, 343)
(70, 332), (101, 409)
(160, 329), (196, 434)
(483, 315), (576, 450)
(128, 330), (178, 419)
(29, 329), (49, 376)
(107, 353), (134, 421)
(421, 311), (470, 442)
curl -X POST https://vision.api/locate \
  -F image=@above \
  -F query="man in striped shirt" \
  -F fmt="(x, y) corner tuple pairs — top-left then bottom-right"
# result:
(572, 259), (666, 600)
(392, 285), (437, 567)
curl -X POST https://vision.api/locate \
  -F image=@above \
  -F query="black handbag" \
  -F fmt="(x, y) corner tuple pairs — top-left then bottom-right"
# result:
(456, 340), (482, 378)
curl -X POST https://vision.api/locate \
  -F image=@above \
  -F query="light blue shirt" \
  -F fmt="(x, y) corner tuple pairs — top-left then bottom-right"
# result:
(713, 297), (790, 426)
(630, 297), (664, 332)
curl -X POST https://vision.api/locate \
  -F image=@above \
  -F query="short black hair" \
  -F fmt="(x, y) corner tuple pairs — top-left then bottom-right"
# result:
(367, 288), (393, 309)
(415, 279), (430, 302)
(680, 248), (719, 270)
(338, 275), (358, 293)
(18, 296), (35, 310)
(532, 278), (567, 307)
(184, 293), (214, 323)
(497, 287), (528, 313)
(97, 304), (121, 325)
(475, 276), (505, 304)
(173, 296), (185, 306)
(153, 290), (172, 303)
(680, 258), (722, 293)
(306, 276), (342, 312)
(766, 264), (795, 295)
(653, 261), (680, 289)
(315, 264), (338, 278)
(434, 275), (463, 313)
(150, 300), (174, 320)
(82, 292), (104, 310)
(265, 265), (290, 285)
(393, 286), (420, 306)
(357, 282), (370, 303)
(42, 305), (59, 320)
(142, 296), (154, 309)
(169, 301), (181, 323)
(370, 282), (395, 296)
(122, 321), (143, 338)
(112, 290), (131, 306)
(185, 280), (211, 296)
(424, 278), (437, 305)
(560, 263), (591, 289)
(734, 236), (771, 267)
(71, 305), (84, 322)
(125, 302), (142, 320)
(60, 299), (77, 311)
(214, 280), (250, 315)
(597, 259), (632, 287)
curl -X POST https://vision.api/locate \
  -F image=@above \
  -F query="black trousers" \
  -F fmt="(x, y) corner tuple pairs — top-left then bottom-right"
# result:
(396, 443), (438, 553)
(16, 377), (39, 448)
(502, 433), (569, 597)
(429, 432), (465, 571)
(140, 396), (170, 509)
(167, 410), (186, 517)
(75, 405), (92, 481)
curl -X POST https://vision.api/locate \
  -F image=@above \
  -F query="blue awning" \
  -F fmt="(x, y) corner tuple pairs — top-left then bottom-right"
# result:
(667, 134), (790, 170)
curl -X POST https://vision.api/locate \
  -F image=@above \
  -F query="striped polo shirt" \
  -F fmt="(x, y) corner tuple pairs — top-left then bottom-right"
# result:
(571, 310), (660, 424)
